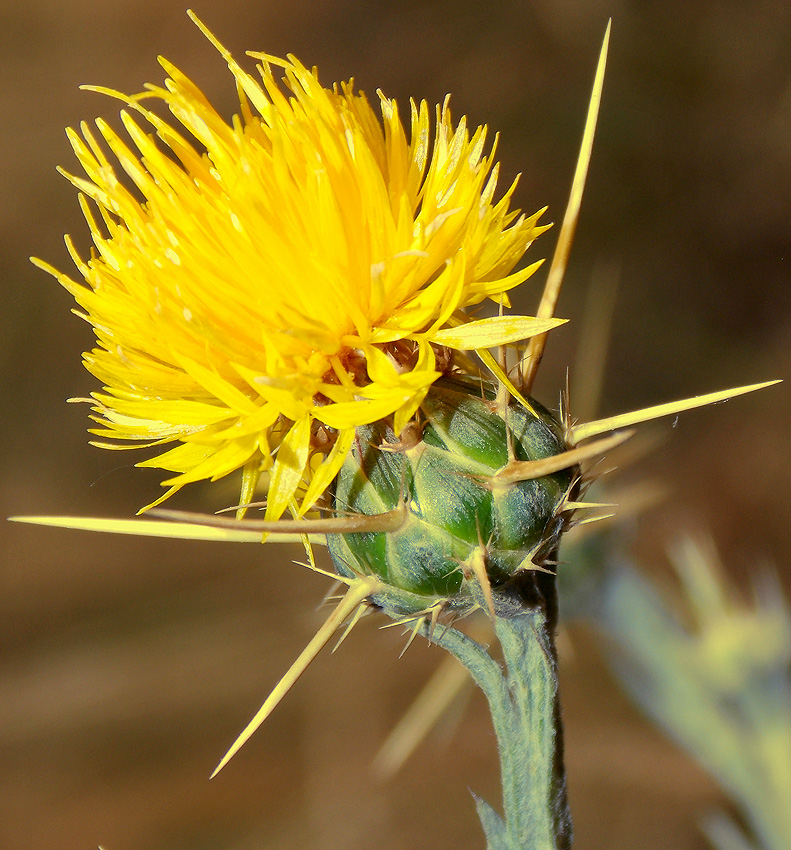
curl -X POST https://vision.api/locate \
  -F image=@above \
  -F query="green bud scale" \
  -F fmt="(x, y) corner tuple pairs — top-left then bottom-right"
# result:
(327, 375), (576, 618)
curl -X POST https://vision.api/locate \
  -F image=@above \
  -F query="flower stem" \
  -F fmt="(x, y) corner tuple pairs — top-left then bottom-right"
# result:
(427, 568), (570, 850)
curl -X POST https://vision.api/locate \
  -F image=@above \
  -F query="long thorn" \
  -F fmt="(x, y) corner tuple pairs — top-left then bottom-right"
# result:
(151, 504), (406, 535)
(520, 20), (611, 393)
(567, 380), (781, 443)
(7, 515), (279, 543)
(492, 430), (632, 485)
(210, 577), (380, 778)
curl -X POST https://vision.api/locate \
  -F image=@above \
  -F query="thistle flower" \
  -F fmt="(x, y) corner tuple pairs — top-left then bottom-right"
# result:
(34, 11), (563, 521)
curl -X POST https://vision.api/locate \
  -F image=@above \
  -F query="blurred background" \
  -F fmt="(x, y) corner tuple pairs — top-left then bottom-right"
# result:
(1, 1), (789, 848)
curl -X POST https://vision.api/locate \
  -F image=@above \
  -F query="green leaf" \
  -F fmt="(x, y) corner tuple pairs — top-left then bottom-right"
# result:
(473, 793), (515, 850)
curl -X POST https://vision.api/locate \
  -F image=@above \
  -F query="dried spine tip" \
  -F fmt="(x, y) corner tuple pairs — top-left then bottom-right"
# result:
(327, 375), (578, 618)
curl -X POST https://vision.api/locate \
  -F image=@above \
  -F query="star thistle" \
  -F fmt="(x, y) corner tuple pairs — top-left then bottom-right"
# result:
(17, 15), (780, 850)
(34, 11), (561, 520)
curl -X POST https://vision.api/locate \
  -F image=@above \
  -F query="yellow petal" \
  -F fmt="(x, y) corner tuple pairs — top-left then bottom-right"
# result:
(431, 315), (567, 350)
(264, 415), (312, 523)
(299, 427), (355, 514)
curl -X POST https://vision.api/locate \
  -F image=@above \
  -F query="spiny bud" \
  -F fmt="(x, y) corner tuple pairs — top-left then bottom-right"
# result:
(327, 375), (576, 619)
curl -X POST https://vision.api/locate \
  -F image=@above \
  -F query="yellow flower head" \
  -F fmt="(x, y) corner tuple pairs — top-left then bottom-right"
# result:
(36, 13), (554, 521)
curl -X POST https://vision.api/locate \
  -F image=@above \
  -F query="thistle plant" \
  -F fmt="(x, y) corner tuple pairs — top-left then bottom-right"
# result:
(13, 12), (779, 849)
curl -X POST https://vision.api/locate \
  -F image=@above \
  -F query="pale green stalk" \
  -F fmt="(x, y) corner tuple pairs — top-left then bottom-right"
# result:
(415, 571), (570, 850)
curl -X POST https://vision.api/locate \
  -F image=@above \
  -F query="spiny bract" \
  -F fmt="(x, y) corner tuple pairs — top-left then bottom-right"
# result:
(328, 375), (575, 617)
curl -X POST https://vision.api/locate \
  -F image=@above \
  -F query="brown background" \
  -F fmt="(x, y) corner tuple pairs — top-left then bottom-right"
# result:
(1, 1), (790, 849)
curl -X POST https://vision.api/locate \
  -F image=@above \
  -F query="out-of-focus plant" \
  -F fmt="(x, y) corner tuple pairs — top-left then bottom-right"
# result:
(574, 535), (791, 850)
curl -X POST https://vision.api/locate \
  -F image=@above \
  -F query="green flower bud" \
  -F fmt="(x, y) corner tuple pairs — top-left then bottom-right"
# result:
(327, 375), (575, 618)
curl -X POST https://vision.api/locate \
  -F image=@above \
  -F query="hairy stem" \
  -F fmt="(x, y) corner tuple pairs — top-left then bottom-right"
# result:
(425, 567), (570, 849)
